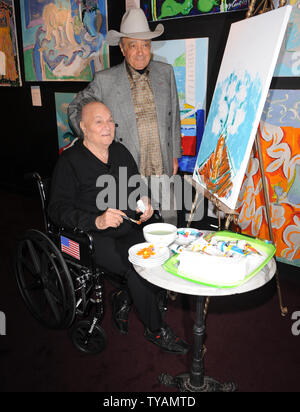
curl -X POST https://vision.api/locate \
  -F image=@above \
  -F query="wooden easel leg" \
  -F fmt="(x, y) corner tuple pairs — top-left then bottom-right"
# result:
(254, 132), (288, 316)
(187, 191), (199, 228)
(275, 270), (288, 317)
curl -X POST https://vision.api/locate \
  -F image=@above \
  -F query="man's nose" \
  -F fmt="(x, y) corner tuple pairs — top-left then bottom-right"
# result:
(136, 45), (144, 54)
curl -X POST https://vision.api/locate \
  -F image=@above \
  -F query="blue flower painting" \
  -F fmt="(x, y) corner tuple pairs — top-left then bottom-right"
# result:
(195, 70), (262, 199)
(193, 6), (292, 210)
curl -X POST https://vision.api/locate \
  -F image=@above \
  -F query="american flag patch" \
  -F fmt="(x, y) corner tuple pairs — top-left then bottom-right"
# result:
(61, 236), (80, 260)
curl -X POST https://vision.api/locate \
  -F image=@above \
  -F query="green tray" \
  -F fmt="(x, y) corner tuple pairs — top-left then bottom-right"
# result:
(163, 231), (276, 288)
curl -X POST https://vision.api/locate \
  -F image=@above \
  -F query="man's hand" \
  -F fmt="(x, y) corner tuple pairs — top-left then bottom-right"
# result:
(95, 208), (125, 230)
(137, 196), (154, 222)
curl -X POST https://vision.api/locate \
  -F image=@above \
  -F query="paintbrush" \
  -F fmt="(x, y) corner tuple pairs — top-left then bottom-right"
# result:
(122, 215), (141, 225)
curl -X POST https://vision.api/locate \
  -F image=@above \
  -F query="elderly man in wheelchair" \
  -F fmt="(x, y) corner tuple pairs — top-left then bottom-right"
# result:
(14, 99), (189, 356)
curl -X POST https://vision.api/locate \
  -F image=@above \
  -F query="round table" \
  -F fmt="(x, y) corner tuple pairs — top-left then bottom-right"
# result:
(133, 247), (276, 392)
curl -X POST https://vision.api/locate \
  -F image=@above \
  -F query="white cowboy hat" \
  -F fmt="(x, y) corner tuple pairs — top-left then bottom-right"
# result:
(106, 8), (164, 46)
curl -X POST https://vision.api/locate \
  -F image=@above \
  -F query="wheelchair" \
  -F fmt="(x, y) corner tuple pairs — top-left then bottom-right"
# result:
(13, 172), (131, 354)
(13, 173), (168, 355)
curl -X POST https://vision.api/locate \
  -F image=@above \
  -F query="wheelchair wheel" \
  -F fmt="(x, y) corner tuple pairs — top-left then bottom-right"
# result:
(71, 320), (107, 354)
(14, 229), (76, 329)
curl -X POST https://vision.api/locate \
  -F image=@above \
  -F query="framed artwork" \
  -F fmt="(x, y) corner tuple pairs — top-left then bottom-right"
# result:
(237, 89), (300, 267)
(274, 0), (300, 77)
(20, 0), (109, 81)
(152, 38), (208, 172)
(55, 92), (76, 152)
(193, 6), (292, 210)
(140, 0), (249, 21)
(0, 0), (22, 86)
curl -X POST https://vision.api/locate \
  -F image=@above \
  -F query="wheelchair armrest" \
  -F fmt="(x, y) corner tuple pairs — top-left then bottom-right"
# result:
(51, 225), (129, 289)
(60, 226), (95, 254)
(48, 225), (96, 267)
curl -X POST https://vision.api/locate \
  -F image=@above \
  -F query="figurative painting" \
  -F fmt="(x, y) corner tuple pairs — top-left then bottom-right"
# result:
(55, 92), (77, 152)
(152, 38), (208, 172)
(237, 89), (300, 267)
(274, 0), (300, 77)
(20, 0), (109, 81)
(193, 7), (292, 210)
(0, 0), (22, 86)
(140, 0), (249, 21)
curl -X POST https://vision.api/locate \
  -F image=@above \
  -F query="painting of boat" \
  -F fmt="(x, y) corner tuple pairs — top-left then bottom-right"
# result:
(197, 130), (233, 198)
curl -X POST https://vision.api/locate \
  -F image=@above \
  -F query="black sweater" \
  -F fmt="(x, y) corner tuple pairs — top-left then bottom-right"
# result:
(48, 139), (147, 232)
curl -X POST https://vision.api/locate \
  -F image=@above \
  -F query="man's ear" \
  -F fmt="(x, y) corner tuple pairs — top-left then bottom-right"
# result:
(119, 39), (125, 57)
(80, 120), (85, 135)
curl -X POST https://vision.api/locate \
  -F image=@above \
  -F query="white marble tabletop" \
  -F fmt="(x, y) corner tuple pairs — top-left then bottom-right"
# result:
(134, 257), (276, 296)
(133, 230), (277, 296)
(134, 230), (276, 296)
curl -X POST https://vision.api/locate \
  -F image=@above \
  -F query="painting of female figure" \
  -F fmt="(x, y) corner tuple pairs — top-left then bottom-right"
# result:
(0, 0), (22, 86)
(20, 0), (109, 81)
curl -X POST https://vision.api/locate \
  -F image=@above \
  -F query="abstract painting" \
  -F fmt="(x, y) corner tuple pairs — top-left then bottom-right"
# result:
(141, 0), (249, 21)
(20, 0), (109, 81)
(193, 6), (292, 210)
(274, 0), (300, 77)
(237, 89), (300, 267)
(0, 0), (22, 86)
(55, 92), (77, 152)
(152, 38), (208, 172)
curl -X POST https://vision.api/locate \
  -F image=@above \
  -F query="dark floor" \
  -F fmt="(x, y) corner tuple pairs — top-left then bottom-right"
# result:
(1, 187), (300, 393)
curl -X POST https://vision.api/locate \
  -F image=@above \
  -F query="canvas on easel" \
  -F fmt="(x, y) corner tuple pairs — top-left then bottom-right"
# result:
(192, 6), (292, 211)
(187, 6), (292, 316)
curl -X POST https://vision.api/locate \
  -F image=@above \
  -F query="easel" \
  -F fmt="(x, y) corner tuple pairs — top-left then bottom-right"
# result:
(185, 159), (288, 317)
(185, 6), (290, 316)
(183, 0), (289, 317)
(184, 175), (239, 231)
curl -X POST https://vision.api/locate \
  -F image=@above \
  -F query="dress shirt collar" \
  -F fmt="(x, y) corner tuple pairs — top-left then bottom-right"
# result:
(125, 61), (150, 80)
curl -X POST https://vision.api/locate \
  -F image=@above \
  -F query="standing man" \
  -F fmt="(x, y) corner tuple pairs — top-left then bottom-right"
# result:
(68, 8), (182, 225)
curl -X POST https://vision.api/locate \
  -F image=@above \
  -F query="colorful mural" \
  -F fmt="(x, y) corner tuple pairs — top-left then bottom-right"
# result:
(0, 0), (22, 86)
(193, 7), (292, 210)
(20, 0), (109, 81)
(151, 38), (208, 172)
(274, 0), (300, 77)
(55, 92), (76, 152)
(141, 0), (249, 21)
(237, 89), (300, 267)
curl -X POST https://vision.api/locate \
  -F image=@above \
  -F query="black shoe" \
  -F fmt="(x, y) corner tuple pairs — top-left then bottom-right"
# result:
(144, 325), (190, 355)
(111, 290), (131, 335)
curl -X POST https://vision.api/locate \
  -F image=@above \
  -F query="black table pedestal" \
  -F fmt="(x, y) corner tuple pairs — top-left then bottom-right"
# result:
(158, 295), (238, 393)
